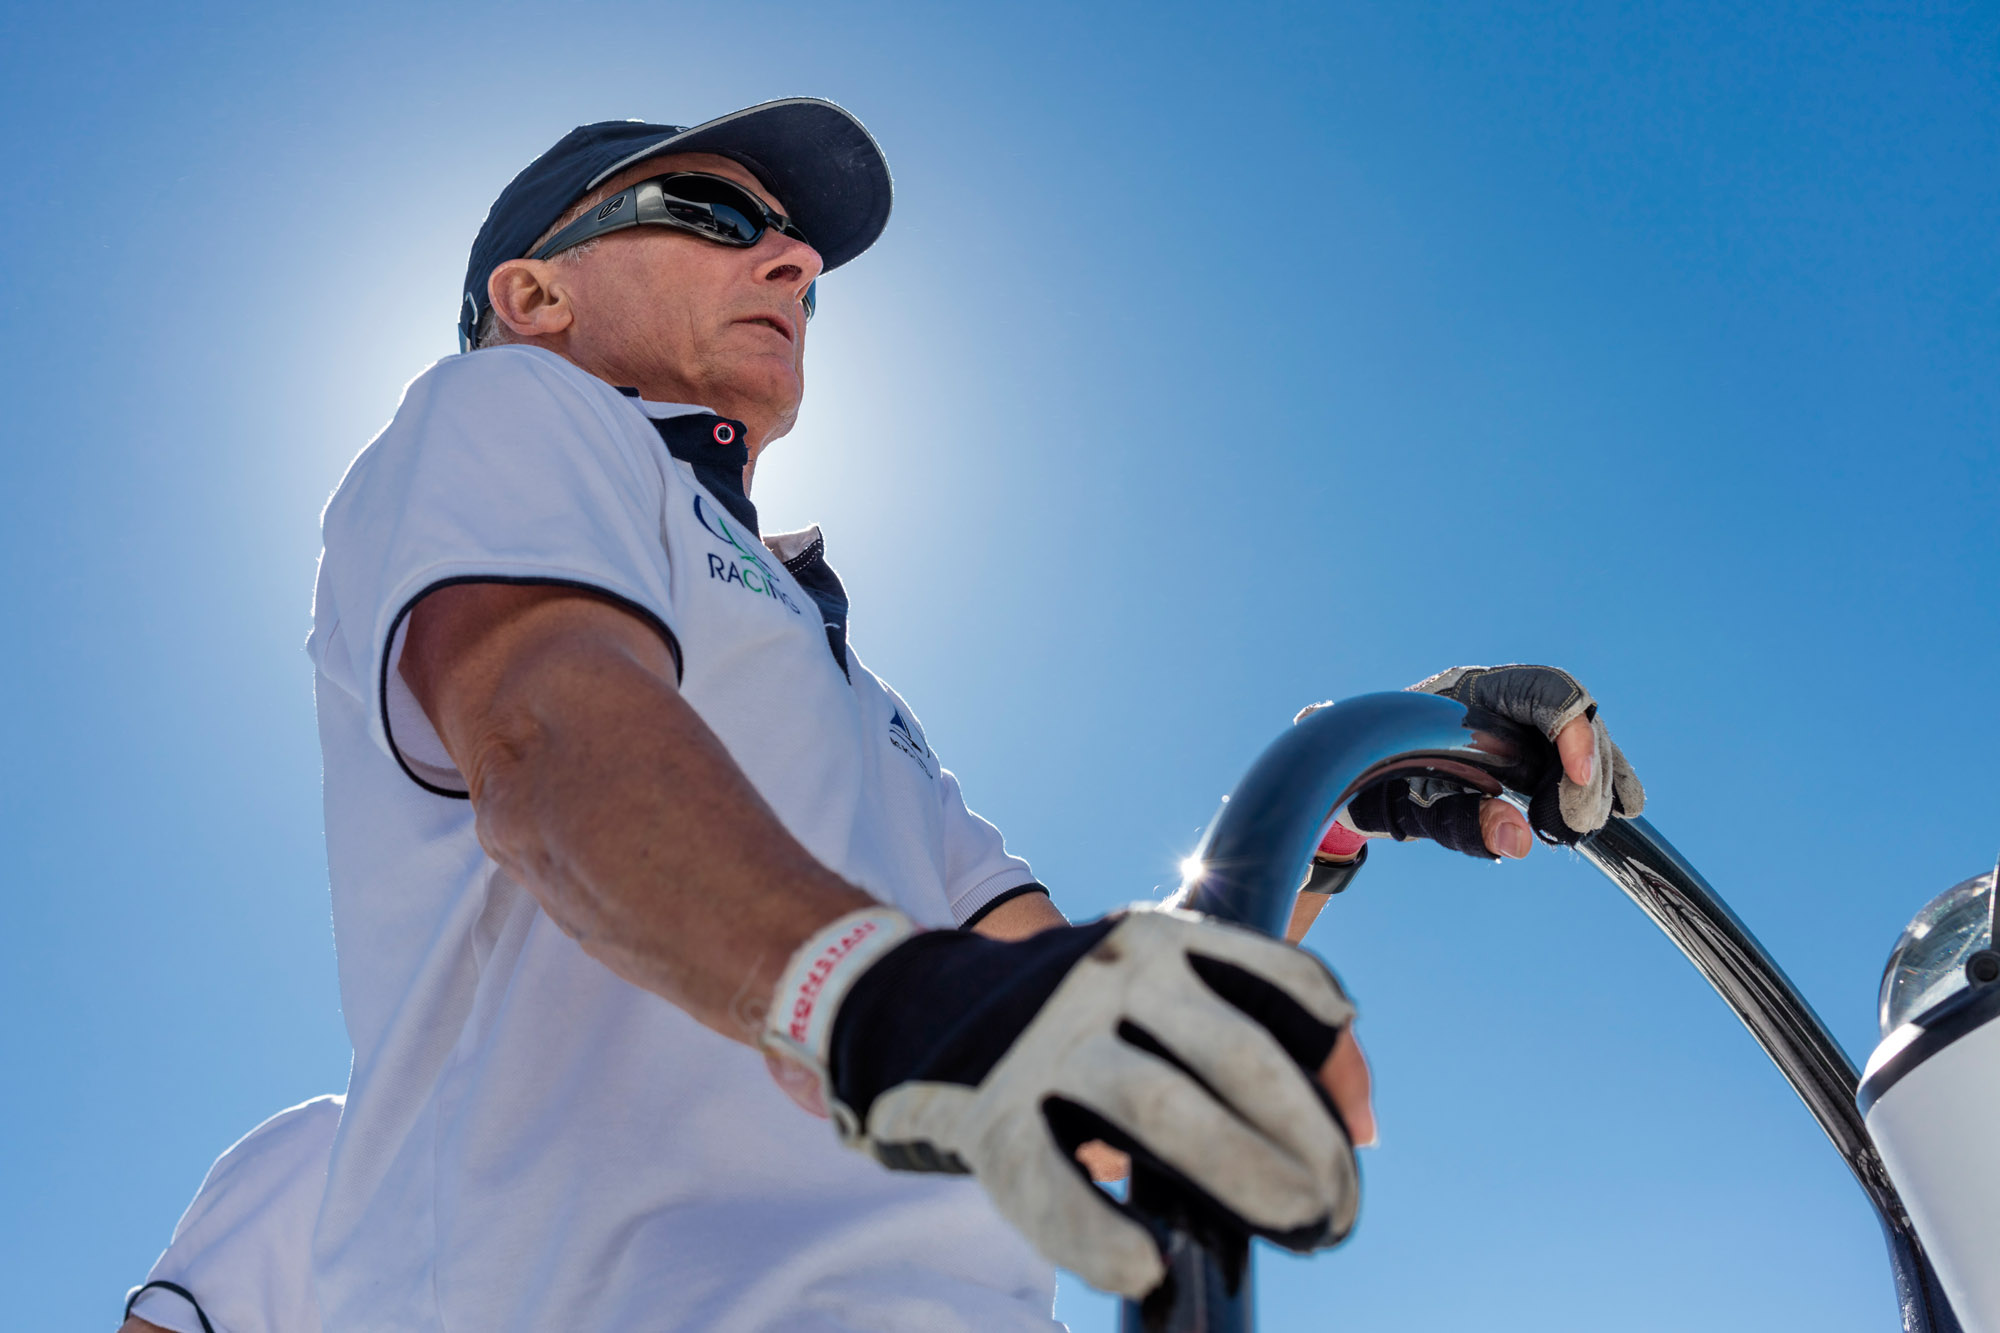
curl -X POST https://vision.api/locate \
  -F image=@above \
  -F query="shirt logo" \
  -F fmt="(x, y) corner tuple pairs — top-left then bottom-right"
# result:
(888, 707), (936, 778)
(693, 494), (803, 615)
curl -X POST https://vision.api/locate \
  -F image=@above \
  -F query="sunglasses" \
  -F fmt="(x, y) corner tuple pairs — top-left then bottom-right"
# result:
(532, 172), (818, 320)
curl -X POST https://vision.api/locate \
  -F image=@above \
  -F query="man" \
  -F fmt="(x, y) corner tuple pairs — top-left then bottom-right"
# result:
(295, 96), (1642, 1332)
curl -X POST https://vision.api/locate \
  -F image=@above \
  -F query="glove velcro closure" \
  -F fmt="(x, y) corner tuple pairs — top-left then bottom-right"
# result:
(760, 905), (919, 1130)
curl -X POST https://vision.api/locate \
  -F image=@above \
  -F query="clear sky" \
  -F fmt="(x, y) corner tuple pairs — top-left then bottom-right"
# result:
(3, 2), (1996, 1329)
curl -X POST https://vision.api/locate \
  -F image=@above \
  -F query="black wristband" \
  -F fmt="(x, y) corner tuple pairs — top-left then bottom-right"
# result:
(1301, 842), (1368, 895)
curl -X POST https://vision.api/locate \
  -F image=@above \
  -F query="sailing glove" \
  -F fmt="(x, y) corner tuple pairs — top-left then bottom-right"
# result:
(1305, 664), (1644, 856)
(764, 905), (1360, 1299)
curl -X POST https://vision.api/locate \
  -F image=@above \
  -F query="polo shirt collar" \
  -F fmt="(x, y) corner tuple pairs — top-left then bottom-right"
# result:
(618, 388), (758, 537)
(616, 388), (851, 677)
(767, 526), (852, 679)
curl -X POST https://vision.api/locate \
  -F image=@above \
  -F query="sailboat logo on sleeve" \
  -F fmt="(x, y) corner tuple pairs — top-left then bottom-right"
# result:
(887, 707), (937, 778)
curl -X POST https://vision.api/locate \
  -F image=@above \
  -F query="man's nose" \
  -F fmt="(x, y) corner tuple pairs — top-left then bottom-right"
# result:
(759, 231), (823, 308)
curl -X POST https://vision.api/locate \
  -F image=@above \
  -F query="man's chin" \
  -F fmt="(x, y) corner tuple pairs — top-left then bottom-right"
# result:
(710, 367), (803, 435)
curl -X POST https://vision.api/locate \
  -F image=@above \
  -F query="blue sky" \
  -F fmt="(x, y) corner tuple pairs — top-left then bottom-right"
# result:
(3, 2), (1995, 1329)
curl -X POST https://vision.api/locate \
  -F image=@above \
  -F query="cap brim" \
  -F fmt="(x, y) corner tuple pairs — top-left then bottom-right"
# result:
(588, 98), (892, 272)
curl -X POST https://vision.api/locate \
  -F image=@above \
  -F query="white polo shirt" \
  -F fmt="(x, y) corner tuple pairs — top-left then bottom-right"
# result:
(306, 345), (1057, 1332)
(130, 1096), (339, 1333)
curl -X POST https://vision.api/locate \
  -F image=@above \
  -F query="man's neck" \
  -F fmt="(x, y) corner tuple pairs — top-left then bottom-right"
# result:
(528, 340), (784, 485)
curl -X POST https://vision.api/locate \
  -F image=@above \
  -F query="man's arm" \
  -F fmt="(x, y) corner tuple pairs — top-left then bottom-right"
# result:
(400, 581), (876, 1046)
(407, 579), (1375, 1295)
(967, 889), (1066, 940)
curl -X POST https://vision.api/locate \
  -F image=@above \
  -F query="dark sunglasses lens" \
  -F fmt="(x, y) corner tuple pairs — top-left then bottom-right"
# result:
(660, 198), (759, 245)
(659, 176), (769, 244)
(705, 202), (763, 244)
(802, 280), (816, 321)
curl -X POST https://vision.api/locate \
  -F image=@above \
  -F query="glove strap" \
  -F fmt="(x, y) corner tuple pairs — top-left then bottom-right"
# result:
(1315, 814), (1372, 860)
(762, 906), (920, 1129)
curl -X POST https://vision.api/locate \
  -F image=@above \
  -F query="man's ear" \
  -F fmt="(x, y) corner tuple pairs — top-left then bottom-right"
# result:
(487, 259), (575, 340)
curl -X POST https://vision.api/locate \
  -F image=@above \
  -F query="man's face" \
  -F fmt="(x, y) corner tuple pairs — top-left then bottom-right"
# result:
(495, 151), (823, 449)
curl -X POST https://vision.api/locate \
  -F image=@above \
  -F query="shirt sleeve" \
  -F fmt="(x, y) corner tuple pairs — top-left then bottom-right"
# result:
(314, 348), (679, 795)
(127, 1095), (342, 1333)
(937, 766), (1043, 927)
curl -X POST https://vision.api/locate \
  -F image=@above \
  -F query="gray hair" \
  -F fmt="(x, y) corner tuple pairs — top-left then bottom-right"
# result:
(472, 194), (607, 350)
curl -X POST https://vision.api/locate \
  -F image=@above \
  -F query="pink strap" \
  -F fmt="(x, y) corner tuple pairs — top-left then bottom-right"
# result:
(1316, 822), (1370, 860)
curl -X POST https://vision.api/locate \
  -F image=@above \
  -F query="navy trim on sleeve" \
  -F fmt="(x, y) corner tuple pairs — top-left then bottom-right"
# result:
(960, 882), (1052, 931)
(125, 1280), (217, 1333)
(379, 575), (685, 800)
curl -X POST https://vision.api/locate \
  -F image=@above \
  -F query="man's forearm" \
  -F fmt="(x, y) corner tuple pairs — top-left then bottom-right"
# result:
(404, 585), (874, 1046)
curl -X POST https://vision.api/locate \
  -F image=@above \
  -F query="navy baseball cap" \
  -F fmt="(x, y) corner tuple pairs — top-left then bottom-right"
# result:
(459, 97), (892, 351)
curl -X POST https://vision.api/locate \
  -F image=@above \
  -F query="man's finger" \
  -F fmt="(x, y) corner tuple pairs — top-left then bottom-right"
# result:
(1479, 798), (1531, 859)
(1555, 715), (1595, 787)
(1077, 1029), (1378, 1179)
(1075, 1139), (1130, 1182)
(1319, 1029), (1375, 1147)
